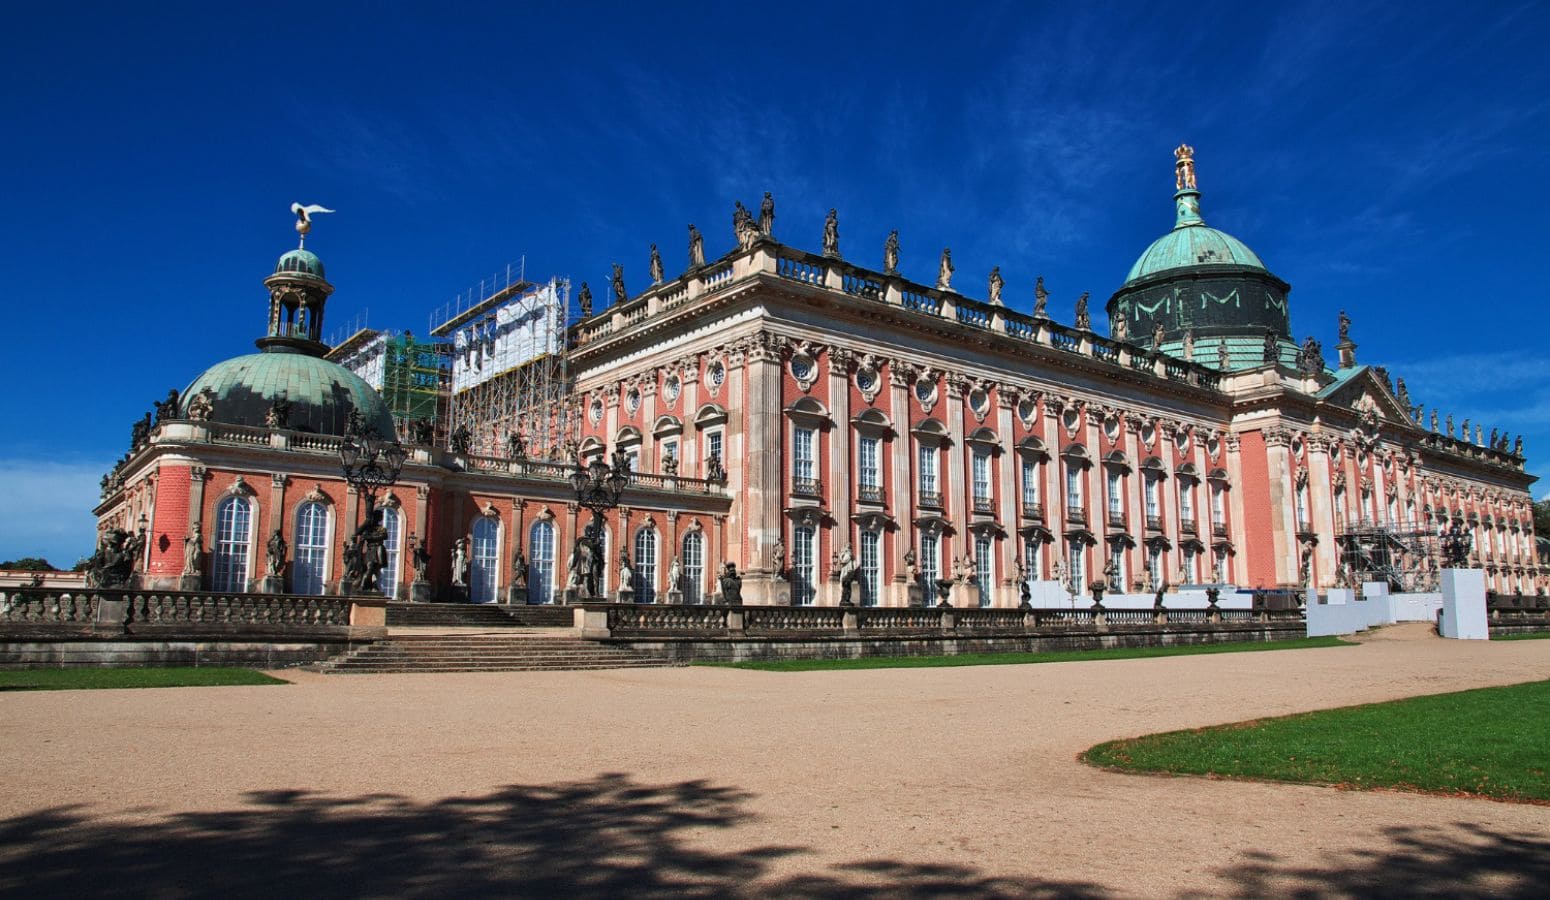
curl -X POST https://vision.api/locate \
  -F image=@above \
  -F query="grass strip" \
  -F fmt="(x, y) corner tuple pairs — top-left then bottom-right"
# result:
(1082, 680), (1550, 803)
(1493, 631), (1550, 641)
(0, 667), (288, 691)
(698, 636), (1352, 671)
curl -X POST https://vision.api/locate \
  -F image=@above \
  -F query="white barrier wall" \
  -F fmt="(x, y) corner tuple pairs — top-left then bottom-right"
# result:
(1024, 584), (1253, 610)
(1306, 585), (1448, 637)
(1440, 568), (1489, 640)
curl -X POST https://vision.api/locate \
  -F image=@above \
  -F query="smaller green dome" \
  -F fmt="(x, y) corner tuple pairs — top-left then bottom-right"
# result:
(276, 248), (325, 279)
(1125, 222), (1266, 285)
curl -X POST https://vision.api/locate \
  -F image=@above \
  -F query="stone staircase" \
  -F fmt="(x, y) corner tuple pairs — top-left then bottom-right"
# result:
(314, 632), (680, 674)
(384, 603), (572, 628)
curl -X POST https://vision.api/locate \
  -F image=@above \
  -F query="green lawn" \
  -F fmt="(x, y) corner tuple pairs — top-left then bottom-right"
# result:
(1493, 631), (1550, 641)
(0, 667), (288, 691)
(699, 636), (1352, 671)
(1083, 680), (1550, 803)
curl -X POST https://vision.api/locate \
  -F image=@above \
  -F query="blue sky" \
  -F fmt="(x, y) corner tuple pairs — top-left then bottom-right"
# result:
(2, 1), (1547, 564)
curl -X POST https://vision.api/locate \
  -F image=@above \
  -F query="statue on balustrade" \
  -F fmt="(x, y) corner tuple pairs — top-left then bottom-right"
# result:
(264, 396), (291, 429)
(506, 430), (526, 461)
(936, 248), (954, 291)
(186, 388), (215, 422)
(904, 548), (922, 589)
(410, 534), (430, 582)
(267, 529), (287, 577)
(733, 201), (760, 250)
(1489, 427), (1499, 450)
(411, 418), (435, 445)
(649, 244), (664, 285)
(883, 230), (900, 274)
(512, 547), (528, 589)
(1103, 557), (1120, 592)
(1396, 377), (1411, 412)
(1262, 329), (1278, 364)
(822, 208), (840, 258)
(667, 555), (683, 597)
(610, 263), (628, 306)
(1430, 409), (1439, 432)
(772, 537), (786, 581)
(1461, 418), (1471, 441)
(836, 543), (858, 605)
(451, 537), (470, 587)
(183, 523), (203, 576)
(450, 425), (472, 455)
(1446, 414), (1454, 438)
(1182, 328), (1196, 361)
(705, 449), (726, 483)
(987, 266), (1004, 306)
(1112, 314), (1128, 342)
(85, 527), (136, 588)
(130, 413), (152, 450)
(718, 562), (743, 605)
(1033, 276), (1049, 318)
(661, 449), (678, 476)
(951, 553), (967, 584)
(688, 224), (706, 269)
(1153, 321), (1166, 351)
(759, 191), (775, 235)
(1513, 435), (1523, 455)
(577, 281), (593, 318)
(1074, 292), (1091, 331)
(619, 551), (635, 595)
(1217, 339), (1230, 371)
(154, 388), (180, 425)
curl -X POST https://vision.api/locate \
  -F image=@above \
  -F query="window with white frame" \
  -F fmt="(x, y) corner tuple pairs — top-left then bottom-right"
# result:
(1179, 480), (1195, 523)
(1108, 543), (1126, 588)
(634, 527), (658, 603)
(792, 524), (817, 605)
(1214, 549), (1229, 583)
(528, 520), (556, 604)
(293, 500), (329, 596)
(471, 517), (500, 603)
(1211, 482), (1226, 524)
(1065, 462), (1083, 512)
(705, 430), (724, 475)
(1144, 474), (1161, 519)
(1107, 470), (1124, 518)
(918, 444), (939, 503)
(377, 506), (402, 598)
(858, 436), (881, 499)
(1021, 458), (1040, 508)
(920, 532), (940, 590)
(1295, 484), (1309, 528)
(972, 450), (991, 505)
(661, 439), (678, 471)
(682, 531), (704, 604)
(859, 529), (881, 606)
(1183, 545), (1198, 582)
(1023, 537), (1043, 583)
(793, 426), (817, 492)
(1148, 544), (1164, 587)
(974, 535), (993, 606)
(1067, 539), (1085, 589)
(212, 496), (253, 593)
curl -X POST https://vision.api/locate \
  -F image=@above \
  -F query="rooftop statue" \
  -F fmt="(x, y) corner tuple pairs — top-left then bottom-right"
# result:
(1217, 339), (1230, 370)
(1338, 309), (1352, 343)
(1112, 313), (1128, 342)
(935, 248), (954, 291)
(1074, 292), (1091, 330)
(289, 202), (334, 248)
(759, 192), (775, 235)
(1299, 336), (1324, 375)
(987, 266), (1004, 305)
(1033, 276), (1049, 318)
(1446, 414), (1454, 438)
(688, 224), (706, 269)
(1396, 377), (1411, 410)
(610, 263), (627, 306)
(1514, 435), (1523, 455)
(577, 281), (593, 318)
(1431, 409), (1439, 432)
(822, 209), (840, 258)
(733, 200), (760, 250)
(1153, 321), (1165, 351)
(154, 388), (180, 425)
(1262, 329), (1278, 364)
(1173, 144), (1196, 191)
(264, 396), (291, 429)
(1182, 327), (1196, 361)
(187, 388), (215, 422)
(649, 244), (664, 285)
(883, 230), (900, 274)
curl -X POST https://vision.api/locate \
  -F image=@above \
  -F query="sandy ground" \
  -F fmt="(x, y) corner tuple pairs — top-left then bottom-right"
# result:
(3, 625), (1549, 898)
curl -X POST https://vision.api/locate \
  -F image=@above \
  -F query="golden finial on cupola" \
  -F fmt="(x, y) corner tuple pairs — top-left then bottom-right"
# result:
(1174, 144), (1197, 191)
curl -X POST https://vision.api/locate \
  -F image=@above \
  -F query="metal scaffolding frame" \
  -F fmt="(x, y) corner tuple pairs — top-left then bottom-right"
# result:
(1333, 517), (1444, 592)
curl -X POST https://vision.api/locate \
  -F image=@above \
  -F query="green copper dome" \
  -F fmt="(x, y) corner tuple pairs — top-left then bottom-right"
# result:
(182, 348), (395, 437)
(276, 248), (325, 279)
(1124, 221), (1266, 285)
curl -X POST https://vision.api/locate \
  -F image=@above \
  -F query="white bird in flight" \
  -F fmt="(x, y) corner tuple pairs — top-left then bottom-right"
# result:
(291, 203), (335, 230)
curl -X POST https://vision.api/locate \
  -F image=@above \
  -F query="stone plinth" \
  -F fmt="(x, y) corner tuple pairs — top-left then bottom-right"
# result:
(254, 575), (284, 595)
(409, 581), (434, 603)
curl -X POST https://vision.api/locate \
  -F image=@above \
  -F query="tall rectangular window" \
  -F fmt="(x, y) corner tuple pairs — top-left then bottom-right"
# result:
(633, 527), (658, 604)
(1067, 539), (1085, 589)
(1023, 537), (1043, 582)
(1021, 458), (1039, 508)
(1144, 475), (1161, 518)
(1107, 470), (1124, 518)
(378, 507), (401, 599)
(1148, 544), (1164, 588)
(918, 444), (939, 504)
(1107, 545), (1126, 589)
(859, 530), (881, 606)
(705, 430), (724, 478)
(1295, 485), (1308, 528)
(792, 525), (817, 605)
(1179, 481), (1195, 521)
(1065, 464), (1083, 511)
(1183, 546), (1198, 583)
(858, 436), (881, 499)
(1211, 482), (1226, 523)
(793, 427), (816, 482)
(974, 536), (993, 606)
(920, 532), (940, 591)
(972, 450), (991, 503)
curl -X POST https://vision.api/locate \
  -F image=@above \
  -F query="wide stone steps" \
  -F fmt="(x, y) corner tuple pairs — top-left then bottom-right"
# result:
(384, 603), (572, 628)
(316, 633), (678, 674)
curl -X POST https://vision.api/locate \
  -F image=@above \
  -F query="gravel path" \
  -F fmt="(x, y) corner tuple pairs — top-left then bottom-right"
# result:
(4, 626), (1548, 897)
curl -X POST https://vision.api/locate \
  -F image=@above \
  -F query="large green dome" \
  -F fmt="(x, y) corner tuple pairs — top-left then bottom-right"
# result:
(1124, 223), (1266, 285)
(182, 348), (395, 437)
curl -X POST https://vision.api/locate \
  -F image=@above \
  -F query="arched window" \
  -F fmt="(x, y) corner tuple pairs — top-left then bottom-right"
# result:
(919, 532), (940, 593)
(793, 524), (817, 605)
(682, 531), (705, 604)
(212, 496), (253, 592)
(293, 501), (330, 596)
(377, 507), (402, 598)
(634, 527), (658, 603)
(859, 530), (881, 606)
(471, 518), (500, 604)
(974, 535), (993, 606)
(528, 520), (556, 605)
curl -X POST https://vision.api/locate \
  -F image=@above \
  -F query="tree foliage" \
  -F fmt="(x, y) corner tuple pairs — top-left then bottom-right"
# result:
(0, 557), (56, 571)
(1534, 498), (1550, 537)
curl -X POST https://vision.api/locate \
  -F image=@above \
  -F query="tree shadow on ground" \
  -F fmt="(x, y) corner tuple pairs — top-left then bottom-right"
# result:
(1212, 822), (1550, 899)
(0, 774), (1104, 898)
(2, 776), (1546, 898)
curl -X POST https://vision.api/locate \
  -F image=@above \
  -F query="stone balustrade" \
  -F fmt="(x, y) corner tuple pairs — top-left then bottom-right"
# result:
(0, 588), (384, 636)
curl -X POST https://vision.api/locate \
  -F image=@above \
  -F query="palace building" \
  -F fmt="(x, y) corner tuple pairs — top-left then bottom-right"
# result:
(93, 148), (1546, 604)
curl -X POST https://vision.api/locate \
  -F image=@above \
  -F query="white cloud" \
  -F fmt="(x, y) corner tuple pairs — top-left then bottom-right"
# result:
(0, 458), (108, 568)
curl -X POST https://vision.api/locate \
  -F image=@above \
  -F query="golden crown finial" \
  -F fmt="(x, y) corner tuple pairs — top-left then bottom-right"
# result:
(1174, 144), (1197, 191)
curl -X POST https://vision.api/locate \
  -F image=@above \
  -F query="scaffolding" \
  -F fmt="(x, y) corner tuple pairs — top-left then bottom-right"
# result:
(1334, 518), (1443, 592)
(431, 275), (576, 460)
(328, 329), (452, 442)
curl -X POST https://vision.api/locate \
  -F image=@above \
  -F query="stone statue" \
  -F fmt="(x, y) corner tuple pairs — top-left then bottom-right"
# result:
(1299, 545), (1313, 584)
(1513, 435), (1523, 455)
(411, 534), (430, 582)
(718, 562), (743, 605)
(1431, 409), (1439, 432)
(1461, 418), (1470, 441)
(951, 553), (968, 584)
(772, 536), (786, 581)
(1474, 424), (1484, 446)
(610, 263), (627, 306)
(822, 208), (840, 258)
(154, 388), (180, 424)
(759, 191), (775, 235)
(935, 248), (954, 291)
(1174, 144), (1196, 191)
(507, 430), (526, 461)
(512, 547), (528, 589)
(85, 527), (136, 588)
(667, 555), (683, 596)
(1112, 315), (1128, 342)
(1446, 414), (1454, 438)
(354, 508), (389, 589)
(183, 522), (203, 576)
(1440, 520), (1472, 568)
(987, 266), (1004, 306)
(566, 536), (596, 596)
(1074, 292), (1091, 330)
(836, 542), (857, 583)
(883, 230), (900, 274)
(705, 449), (726, 483)
(1153, 321), (1166, 351)
(611, 445), (630, 473)
(1299, 336), (1324, 375)
(450, 425), (472, 455)
(1396, 377), (1411, 410)
(341, 537), (366, 586)
(733, 201), (759, 250)
(688, 224), (706, 269)
(904, 548), (921, 588)
(186, 388), (215, 422)
(662, 450), (678, 476)
(1217, 339), (1230, 371)
(264, 396), (291, 429)
(1033, 276), (1049, 318)
(616, 551), (635, 591)
(649, 244), (664, 285)
(451, 537), (469, 587)
(125, 527), (146, 575)
(130, 413), (152, 450)
(577, 281), (593, 318)
(1262, 330), (1278, 364)
(1489, 427), (1499, 449)
(1338, 309), (1351, 343)
(1103, 557), (1120, 592)
(1182, 327), (1196, 361)
(266, 529), (287, 576)
(1051, 559), (1066, 590)
(411, 418), (435, 445)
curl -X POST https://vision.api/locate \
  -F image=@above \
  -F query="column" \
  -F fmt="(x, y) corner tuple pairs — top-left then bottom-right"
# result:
(742, 334), (784, 602)
(888, 365), (912, 605)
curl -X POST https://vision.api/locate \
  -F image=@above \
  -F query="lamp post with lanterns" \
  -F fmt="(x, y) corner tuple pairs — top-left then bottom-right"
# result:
(566, 449), (631, 600)
(337, 414), (408, 595)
